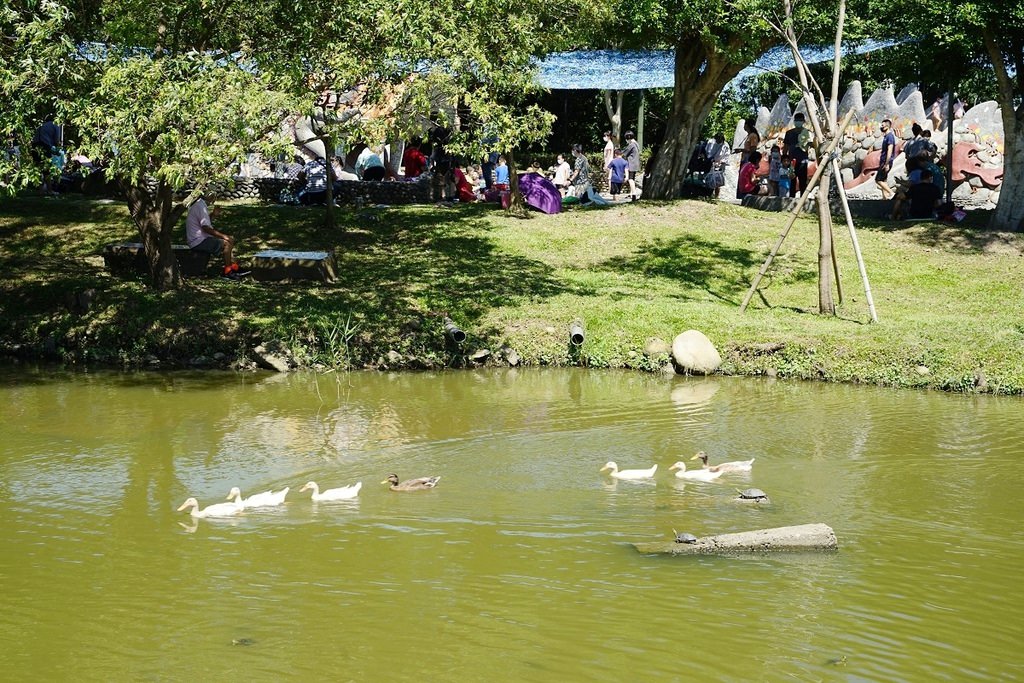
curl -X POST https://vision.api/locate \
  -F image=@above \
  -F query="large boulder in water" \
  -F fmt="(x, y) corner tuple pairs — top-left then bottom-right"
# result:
(671, 330), (722, 375)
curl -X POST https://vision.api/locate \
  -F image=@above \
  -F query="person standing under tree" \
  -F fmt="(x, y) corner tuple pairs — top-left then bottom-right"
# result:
(607, 148), (629, 200)
(567, 144), (589, 197)
(736, 118), (760, 165)
(602, 131), (614, 189)
(621, 131), (641, 200)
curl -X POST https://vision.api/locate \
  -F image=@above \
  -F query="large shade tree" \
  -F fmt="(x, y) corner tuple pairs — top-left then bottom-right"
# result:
(2, 0), (307, 290)
(1, 0), (596, 291)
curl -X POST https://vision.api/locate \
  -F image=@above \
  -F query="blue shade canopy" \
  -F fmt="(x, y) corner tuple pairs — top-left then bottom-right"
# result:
(536, 40), (905, 90)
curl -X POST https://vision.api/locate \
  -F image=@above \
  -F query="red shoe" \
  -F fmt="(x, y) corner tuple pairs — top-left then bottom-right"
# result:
(230, 262), (240, 272)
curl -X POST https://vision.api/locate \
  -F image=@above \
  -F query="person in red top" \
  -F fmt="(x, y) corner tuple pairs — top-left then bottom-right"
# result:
(402, 142), (427, 178)
(736, 151), (762, 200)
(453, 166), (476, 203)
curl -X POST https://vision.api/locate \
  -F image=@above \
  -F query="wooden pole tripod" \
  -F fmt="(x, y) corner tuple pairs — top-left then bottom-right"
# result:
(739, 110), (877, 322)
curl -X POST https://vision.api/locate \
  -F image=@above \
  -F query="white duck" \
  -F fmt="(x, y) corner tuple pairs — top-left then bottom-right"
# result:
(600, 461), (658, 480)
(226, 486), (290, 509)
(299, 480), (362, 501)
(177, 496), (244, 518)
(668, 460), (723, 482)
(690, 451), (755, 474)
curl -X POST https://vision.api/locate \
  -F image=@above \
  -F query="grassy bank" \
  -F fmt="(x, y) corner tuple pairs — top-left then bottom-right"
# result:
(1, 195), (1022, 394)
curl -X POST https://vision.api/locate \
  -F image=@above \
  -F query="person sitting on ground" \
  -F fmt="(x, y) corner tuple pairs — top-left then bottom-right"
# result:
(355, 144), (386, 181)
(736, 151), (763, 200)
(284, 154), (305, 180)
(876, 118), (897, 200)
(891, 168), (943, 220)
(185, 196), (247, 280)
(298, 155), (330, 205)
(453, 164), (476, 203)
(402, 141), (428, 178)
(552, 154), (571, 195)
(493, 155), (510, 189)
(607, 148), (629, 199)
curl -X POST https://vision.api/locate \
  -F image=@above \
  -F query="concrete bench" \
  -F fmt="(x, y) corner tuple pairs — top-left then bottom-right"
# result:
(250, 249), (337, 283)
(102, 242), (211, 277)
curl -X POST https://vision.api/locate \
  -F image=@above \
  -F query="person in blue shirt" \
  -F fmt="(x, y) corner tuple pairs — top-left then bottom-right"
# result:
(875, 118), (897, 200)
(493, 155), (509, 188)
(607, 148), (629, 199)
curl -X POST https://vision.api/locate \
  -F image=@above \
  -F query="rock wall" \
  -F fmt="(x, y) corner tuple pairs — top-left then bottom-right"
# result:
(731, 81), (1005, 208)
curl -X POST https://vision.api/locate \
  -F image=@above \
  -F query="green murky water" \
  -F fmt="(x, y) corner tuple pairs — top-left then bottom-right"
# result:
(1, 367), (1021, 681)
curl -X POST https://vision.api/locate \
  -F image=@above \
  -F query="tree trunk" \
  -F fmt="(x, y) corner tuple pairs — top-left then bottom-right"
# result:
(644, 42), (751, 199)
(989, 112), (1024, 231)
(124, 180), (185, 291)
(505, 149), (528, 218)
(982, 28), (1024, 232)
(604, 90), (624, 145)
(816, 164), (836, 314)
(323, 132), (336, 230)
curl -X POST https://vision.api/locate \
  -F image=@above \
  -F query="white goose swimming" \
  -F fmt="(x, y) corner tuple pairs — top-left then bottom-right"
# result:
(668, 460), (723, 482)
(600, 461), (658, 480)
(177, 496), (244, 518)
(226, 486), (290, 509)
(299, 480), (362, 501)
(690, 451), (755, 474)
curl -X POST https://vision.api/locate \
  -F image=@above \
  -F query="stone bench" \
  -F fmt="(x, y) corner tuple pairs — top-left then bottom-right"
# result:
(102, 242), (211, 277)
(250, 249), (337, 283)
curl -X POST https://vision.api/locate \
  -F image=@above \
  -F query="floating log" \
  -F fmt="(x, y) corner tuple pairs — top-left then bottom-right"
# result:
(632, 523), (837, 555)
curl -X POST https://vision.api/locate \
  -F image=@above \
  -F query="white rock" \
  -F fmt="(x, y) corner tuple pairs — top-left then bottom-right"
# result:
(671, 330), (722, 375)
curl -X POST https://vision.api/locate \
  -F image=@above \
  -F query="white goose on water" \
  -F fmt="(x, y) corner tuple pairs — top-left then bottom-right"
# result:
(599, 461), (658, 480)
(226, 486), (290, 509)
(690, 451), (755, 474)
(299, 481), (362, 501)
(177, 497), (244, 518)
(668, 460), (723, 482)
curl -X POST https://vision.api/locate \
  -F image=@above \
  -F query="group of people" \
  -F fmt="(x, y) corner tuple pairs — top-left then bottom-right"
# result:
(699, 108), (949, 220)
(696, 113), (812, 201)
(876, 120), (945, 220)
(547, 130), (641, 204)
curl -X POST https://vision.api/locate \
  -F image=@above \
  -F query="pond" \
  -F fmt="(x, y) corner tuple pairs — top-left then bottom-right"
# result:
(0, 367), (1021, 681)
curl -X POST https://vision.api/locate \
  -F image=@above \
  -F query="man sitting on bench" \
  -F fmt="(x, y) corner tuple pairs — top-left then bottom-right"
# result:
(186, 195), (248, 280)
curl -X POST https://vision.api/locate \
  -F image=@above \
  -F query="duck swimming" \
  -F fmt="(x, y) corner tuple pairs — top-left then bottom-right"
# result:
(226, 486), (290, 508)
(299, 481), (362, 501)
(177, 496), (244, 518)
(690, 451), (755, 473)
(382, 474), (441, 491)
(599, 461), (658, 480)
(668, 460), (723, 482)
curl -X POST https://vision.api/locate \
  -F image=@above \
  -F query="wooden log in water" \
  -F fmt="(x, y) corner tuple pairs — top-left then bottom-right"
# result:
(632, 523), (838, 555)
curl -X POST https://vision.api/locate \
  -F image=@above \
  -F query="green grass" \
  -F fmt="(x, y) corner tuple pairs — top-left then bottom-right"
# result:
(1, 195), (1022, 394)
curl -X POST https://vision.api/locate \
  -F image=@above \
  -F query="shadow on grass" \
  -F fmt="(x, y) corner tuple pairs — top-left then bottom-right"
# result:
(0, 198), (572, 361)
(597, 233), (811, 305)
(857, 209), (1023, 255)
